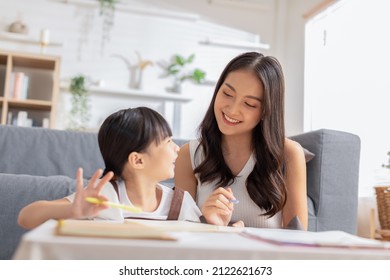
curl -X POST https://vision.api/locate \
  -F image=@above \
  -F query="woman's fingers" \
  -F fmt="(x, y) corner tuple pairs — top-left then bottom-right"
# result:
(203, 205), (231, 216)
(232, 220), (245, 227)
(205, 191), (235, 211)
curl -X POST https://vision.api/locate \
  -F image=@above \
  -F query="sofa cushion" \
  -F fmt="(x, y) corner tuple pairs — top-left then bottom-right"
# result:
(303, 148), (315, 162)
(0, 173), (76, 259)
(0, 126), (104, 178)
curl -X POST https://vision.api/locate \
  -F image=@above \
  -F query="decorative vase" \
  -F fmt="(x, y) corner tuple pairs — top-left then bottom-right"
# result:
(166, 79), (182, 94)
(8, 21), (28, 34)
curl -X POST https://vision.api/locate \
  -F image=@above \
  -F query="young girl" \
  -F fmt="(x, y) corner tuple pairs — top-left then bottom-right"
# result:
(175, 52), (308, 229)
(18, 107), (203, 229)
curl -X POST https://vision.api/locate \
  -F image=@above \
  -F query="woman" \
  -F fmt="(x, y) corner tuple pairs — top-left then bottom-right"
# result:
(175, 52), (308, 229)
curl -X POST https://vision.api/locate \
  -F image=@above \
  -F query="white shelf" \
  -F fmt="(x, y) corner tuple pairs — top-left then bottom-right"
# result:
(54, 0), (199, 21)
(0, 32), (63, 47)
(60, 83), (193, 103)
(199, 38), (270, 50)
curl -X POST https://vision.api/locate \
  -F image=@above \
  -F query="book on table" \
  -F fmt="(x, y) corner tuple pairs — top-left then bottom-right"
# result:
(55, 219), (244, 240)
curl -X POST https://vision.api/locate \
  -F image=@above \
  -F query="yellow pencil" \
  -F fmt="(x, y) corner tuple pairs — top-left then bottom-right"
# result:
(85, 197), (142, 213)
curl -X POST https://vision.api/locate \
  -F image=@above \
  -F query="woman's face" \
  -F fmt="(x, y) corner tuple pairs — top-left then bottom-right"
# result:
(214, 69), (264, 138)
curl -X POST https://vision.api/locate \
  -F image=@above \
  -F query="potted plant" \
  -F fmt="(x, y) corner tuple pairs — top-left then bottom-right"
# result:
(68, 75), (91, 131)
(159, 54), (206, 93)
(98, 0), (117, 54)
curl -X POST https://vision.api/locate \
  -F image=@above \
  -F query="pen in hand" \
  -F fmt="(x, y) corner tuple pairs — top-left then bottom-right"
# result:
(229, 199), (239, 204)
(85, 197), (142, 213)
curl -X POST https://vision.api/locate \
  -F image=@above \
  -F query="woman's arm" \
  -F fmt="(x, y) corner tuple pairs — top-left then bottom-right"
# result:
(283, 139), (308, 230)
(174, 143), (198, 199)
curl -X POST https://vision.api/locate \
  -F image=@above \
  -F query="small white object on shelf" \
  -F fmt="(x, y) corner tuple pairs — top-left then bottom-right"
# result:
(40, 28), (50, 54)
(40, 29), (50, 45)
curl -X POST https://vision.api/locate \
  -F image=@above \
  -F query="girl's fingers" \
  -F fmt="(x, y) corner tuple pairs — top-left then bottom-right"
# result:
(75, 167), (84, 193)
(87, 169), (104, 189)
(95, 171), (114, 193)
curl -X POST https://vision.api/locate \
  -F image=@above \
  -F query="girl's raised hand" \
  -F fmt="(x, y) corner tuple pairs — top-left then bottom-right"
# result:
(71, 168), (113, 219)
(201, 187), (236, 226)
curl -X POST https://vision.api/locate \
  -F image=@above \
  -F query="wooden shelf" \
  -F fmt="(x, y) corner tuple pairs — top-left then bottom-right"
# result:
(7, 99), (52, 110)
(0, 32), (63, 47)
(0, 50), (60, 128)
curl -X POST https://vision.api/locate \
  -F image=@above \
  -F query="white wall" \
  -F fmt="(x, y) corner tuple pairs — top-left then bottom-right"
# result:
(0, 0), (321, 138)
(143, 0), (323, 136)
(305, 0), (390, 196)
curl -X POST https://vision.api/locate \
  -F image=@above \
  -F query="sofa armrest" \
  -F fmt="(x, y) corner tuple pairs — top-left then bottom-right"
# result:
(0, 174), (76, 259)
(290, 129), (361, 234)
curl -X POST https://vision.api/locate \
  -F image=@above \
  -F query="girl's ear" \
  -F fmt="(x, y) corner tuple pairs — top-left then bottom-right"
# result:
(128, 152), (144, 169)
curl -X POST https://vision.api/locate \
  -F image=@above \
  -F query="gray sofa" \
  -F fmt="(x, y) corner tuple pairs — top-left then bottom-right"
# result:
(0, 125), (361, 259)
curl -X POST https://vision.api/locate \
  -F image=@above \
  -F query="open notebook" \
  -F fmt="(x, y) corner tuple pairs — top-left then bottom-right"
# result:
(55, 219), (244, 240)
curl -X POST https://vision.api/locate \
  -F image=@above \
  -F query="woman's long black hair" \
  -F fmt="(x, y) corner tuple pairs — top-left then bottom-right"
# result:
(194, 52), (286, 217)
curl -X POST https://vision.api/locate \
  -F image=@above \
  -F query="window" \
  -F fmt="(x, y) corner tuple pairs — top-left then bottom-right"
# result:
(304, 0), (390, 196)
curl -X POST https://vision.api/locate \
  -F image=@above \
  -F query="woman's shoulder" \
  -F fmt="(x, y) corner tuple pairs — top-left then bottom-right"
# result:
(284, 138), (305, 162)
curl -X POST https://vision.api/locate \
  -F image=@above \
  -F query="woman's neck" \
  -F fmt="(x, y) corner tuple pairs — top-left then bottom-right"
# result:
(221, 134), (253, 176)
(221, 134), (253, 156)
(122, 176), (161, 212)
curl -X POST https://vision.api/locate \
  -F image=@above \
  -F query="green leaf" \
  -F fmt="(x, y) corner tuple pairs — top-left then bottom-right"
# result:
(187, 54), (195, 63)
(192, 68), (206, 83)
(174, 55), (185, 66)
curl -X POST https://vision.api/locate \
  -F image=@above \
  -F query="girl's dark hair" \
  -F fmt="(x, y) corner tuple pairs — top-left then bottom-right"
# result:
(195, 52), (286, 217)
(98, 107), (172, 178)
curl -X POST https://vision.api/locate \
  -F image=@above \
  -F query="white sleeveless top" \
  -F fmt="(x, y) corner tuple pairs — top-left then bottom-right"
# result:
(189, 139), (282, 228)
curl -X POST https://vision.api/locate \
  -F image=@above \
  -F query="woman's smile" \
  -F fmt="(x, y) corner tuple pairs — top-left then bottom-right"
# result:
(222, 113), (241, 125)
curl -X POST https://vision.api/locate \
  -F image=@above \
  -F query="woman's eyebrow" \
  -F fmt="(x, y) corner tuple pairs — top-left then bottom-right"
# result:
(246, 96), (262, 102)
(225, 82), (262, 102)
(224, 82), (236, 92)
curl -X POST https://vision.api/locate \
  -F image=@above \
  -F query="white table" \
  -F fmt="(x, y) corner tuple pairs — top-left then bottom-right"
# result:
(13, 220), (390, 260)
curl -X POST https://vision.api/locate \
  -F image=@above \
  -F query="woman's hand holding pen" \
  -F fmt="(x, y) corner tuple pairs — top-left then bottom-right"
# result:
(201, 187), (243, 226)
(71, 168), (113, 219)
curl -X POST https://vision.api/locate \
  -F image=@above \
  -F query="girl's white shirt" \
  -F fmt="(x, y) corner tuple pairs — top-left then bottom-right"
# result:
(189, 139), (282, 228)
(66, 179), (201, 222)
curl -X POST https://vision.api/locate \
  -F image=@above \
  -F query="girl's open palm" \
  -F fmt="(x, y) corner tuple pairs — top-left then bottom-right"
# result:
(71, 168), (113, 219)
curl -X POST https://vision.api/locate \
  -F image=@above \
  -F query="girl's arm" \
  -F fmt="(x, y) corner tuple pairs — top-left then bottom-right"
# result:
(283, 139), (308, 230)
(18, 198), (74, 229)
(18, 168), (113, 229)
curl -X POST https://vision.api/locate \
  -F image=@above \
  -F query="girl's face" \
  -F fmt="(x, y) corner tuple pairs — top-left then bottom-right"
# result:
(143, 137), (180, 182)
(214, 69), (264, 138)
